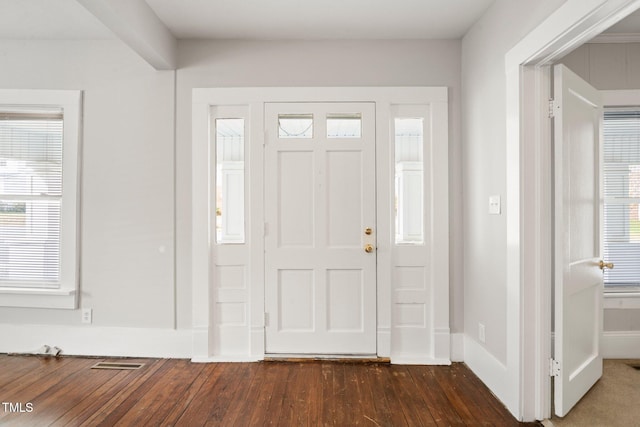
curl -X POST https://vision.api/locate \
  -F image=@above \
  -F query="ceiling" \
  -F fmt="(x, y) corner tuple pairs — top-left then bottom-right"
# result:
(0, 0), (113, 39)
(145, 0), (495, 40)
(1, 1), (639, 42)
(0, 0), (496, 40)
(2, 0), (639, 71)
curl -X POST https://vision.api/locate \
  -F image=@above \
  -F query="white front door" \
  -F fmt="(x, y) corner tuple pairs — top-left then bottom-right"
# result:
(264, 102), (377, 355)
(553, 64), (604, 417)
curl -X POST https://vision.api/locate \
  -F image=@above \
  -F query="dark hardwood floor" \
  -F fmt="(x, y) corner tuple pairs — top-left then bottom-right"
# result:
(0, 354), (540, 426)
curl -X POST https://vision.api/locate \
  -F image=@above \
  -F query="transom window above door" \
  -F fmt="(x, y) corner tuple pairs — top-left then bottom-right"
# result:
(277, 113), (363, 139)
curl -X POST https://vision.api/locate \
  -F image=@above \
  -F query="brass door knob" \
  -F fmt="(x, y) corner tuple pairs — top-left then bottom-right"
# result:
(364, 244), (374, 253)
(599, 260), (614, 270)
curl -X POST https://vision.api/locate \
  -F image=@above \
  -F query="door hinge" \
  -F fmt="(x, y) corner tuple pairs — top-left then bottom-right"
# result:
(264, 312), (270, 327)
(548, 99), (557, 118)
(550, 358), (561, 377)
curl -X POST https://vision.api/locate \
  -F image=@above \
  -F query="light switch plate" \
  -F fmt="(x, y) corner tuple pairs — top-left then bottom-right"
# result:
(489, 195), (501, 215)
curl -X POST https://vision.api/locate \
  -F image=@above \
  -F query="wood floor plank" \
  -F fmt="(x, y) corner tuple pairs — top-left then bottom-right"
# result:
(0, 357), (96, 422)
(174, 362), (242, 426)
(80, 358), (169, 427)
(49, 363), (158, 427)
(238, 362), (282, 426)
(159, 362), (220, 426)
(0, 354), (46, 386)
(201, 363), (250, 426)
(0, 355), (542, 427)
(113, 359), (207, 426)
(15, 362), (122, 427)
(362, 363), (396, 426)
(208, 363), (260, 427)
(406, 365), (465, 426)
(370, 363), (412, 426)
(343, 362), (371, 426)
(432, 364), (478, 424)
(246, 362), (290, 426)
(388, 366), (438, 426)
(447, 363), (516, 426)
(0, 355), (78, 397)
(304, 361), (322, 426)
(221, 363), (264, 426)
(330, 362), (349, 425)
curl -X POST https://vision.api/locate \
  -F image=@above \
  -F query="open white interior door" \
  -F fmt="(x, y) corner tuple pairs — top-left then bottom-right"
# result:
(553, 64), (604, 417)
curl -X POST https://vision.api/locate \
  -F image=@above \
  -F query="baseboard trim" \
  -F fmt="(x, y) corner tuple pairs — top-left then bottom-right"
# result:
(0, 324), (192, 359)
(602, 330), (640, 358)
(463, 335), (511, 408)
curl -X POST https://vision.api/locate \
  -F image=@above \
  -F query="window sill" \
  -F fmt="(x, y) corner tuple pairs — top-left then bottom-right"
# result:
(604, 289), (640, 309)
(0, 287), (77, 309)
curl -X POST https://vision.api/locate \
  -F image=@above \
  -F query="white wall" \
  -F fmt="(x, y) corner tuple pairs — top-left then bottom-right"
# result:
(174, 39), (465, 334)
(0, 38), (464, 356)
(560, 42), (640, 334)
(0, 40), (176, 331)
(462, 0), (567, 367)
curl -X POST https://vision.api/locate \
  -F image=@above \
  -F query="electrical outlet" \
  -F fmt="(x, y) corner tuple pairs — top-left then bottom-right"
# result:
(478, 323), (486, 343)
(81, 308), (92, 324)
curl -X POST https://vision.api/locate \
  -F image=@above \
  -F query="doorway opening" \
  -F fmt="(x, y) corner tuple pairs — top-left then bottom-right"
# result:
(504, 0), (640, 421)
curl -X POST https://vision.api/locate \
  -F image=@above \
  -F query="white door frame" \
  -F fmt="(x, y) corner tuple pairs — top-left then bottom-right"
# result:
(191, 87), (450, 364)
(505, 0), (640, 421)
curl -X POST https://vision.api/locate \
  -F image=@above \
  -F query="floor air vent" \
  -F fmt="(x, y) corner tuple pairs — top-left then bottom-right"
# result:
(91, 361), (145, 370)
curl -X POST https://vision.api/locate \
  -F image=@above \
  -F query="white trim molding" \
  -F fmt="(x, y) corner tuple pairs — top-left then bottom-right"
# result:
(0, 324), (192, 358)
(602, 330), (640, 358)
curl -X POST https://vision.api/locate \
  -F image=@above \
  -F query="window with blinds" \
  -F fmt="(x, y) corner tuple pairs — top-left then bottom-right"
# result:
(603, 108), (640, 287)
(0, 108), (63, 286)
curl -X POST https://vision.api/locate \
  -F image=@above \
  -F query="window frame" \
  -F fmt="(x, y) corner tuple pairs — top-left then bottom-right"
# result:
(602, 89), (640, 309)
(0, 90), (82, 309)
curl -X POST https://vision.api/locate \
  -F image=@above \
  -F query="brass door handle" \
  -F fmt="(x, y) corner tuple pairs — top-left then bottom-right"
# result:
(364, 244), (374, 253)
(599, 260), (614, 270)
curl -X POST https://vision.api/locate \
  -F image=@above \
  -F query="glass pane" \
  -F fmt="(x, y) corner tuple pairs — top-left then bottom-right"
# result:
(0, 199), (61, 283)
(215, 118), (245, 244)
(0, 115), (63, 197)
(603, 109), (640, 286)
(279, 114), (313, 138)
(327, 113), (362, 138)
(394, 118), (424, 245)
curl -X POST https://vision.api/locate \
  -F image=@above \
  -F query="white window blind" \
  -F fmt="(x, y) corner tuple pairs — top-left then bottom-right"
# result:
(603, 108), (640, 287)
(0, 108), (63, 286)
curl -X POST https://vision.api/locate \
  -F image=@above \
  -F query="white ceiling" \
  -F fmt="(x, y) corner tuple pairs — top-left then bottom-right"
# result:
(145, 0), (496, 40)
(0, 0), (114, 39)
(0, 0), (497, 41)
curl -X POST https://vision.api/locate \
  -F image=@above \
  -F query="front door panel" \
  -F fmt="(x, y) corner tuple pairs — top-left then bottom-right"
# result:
(264, 102), (377, 354)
